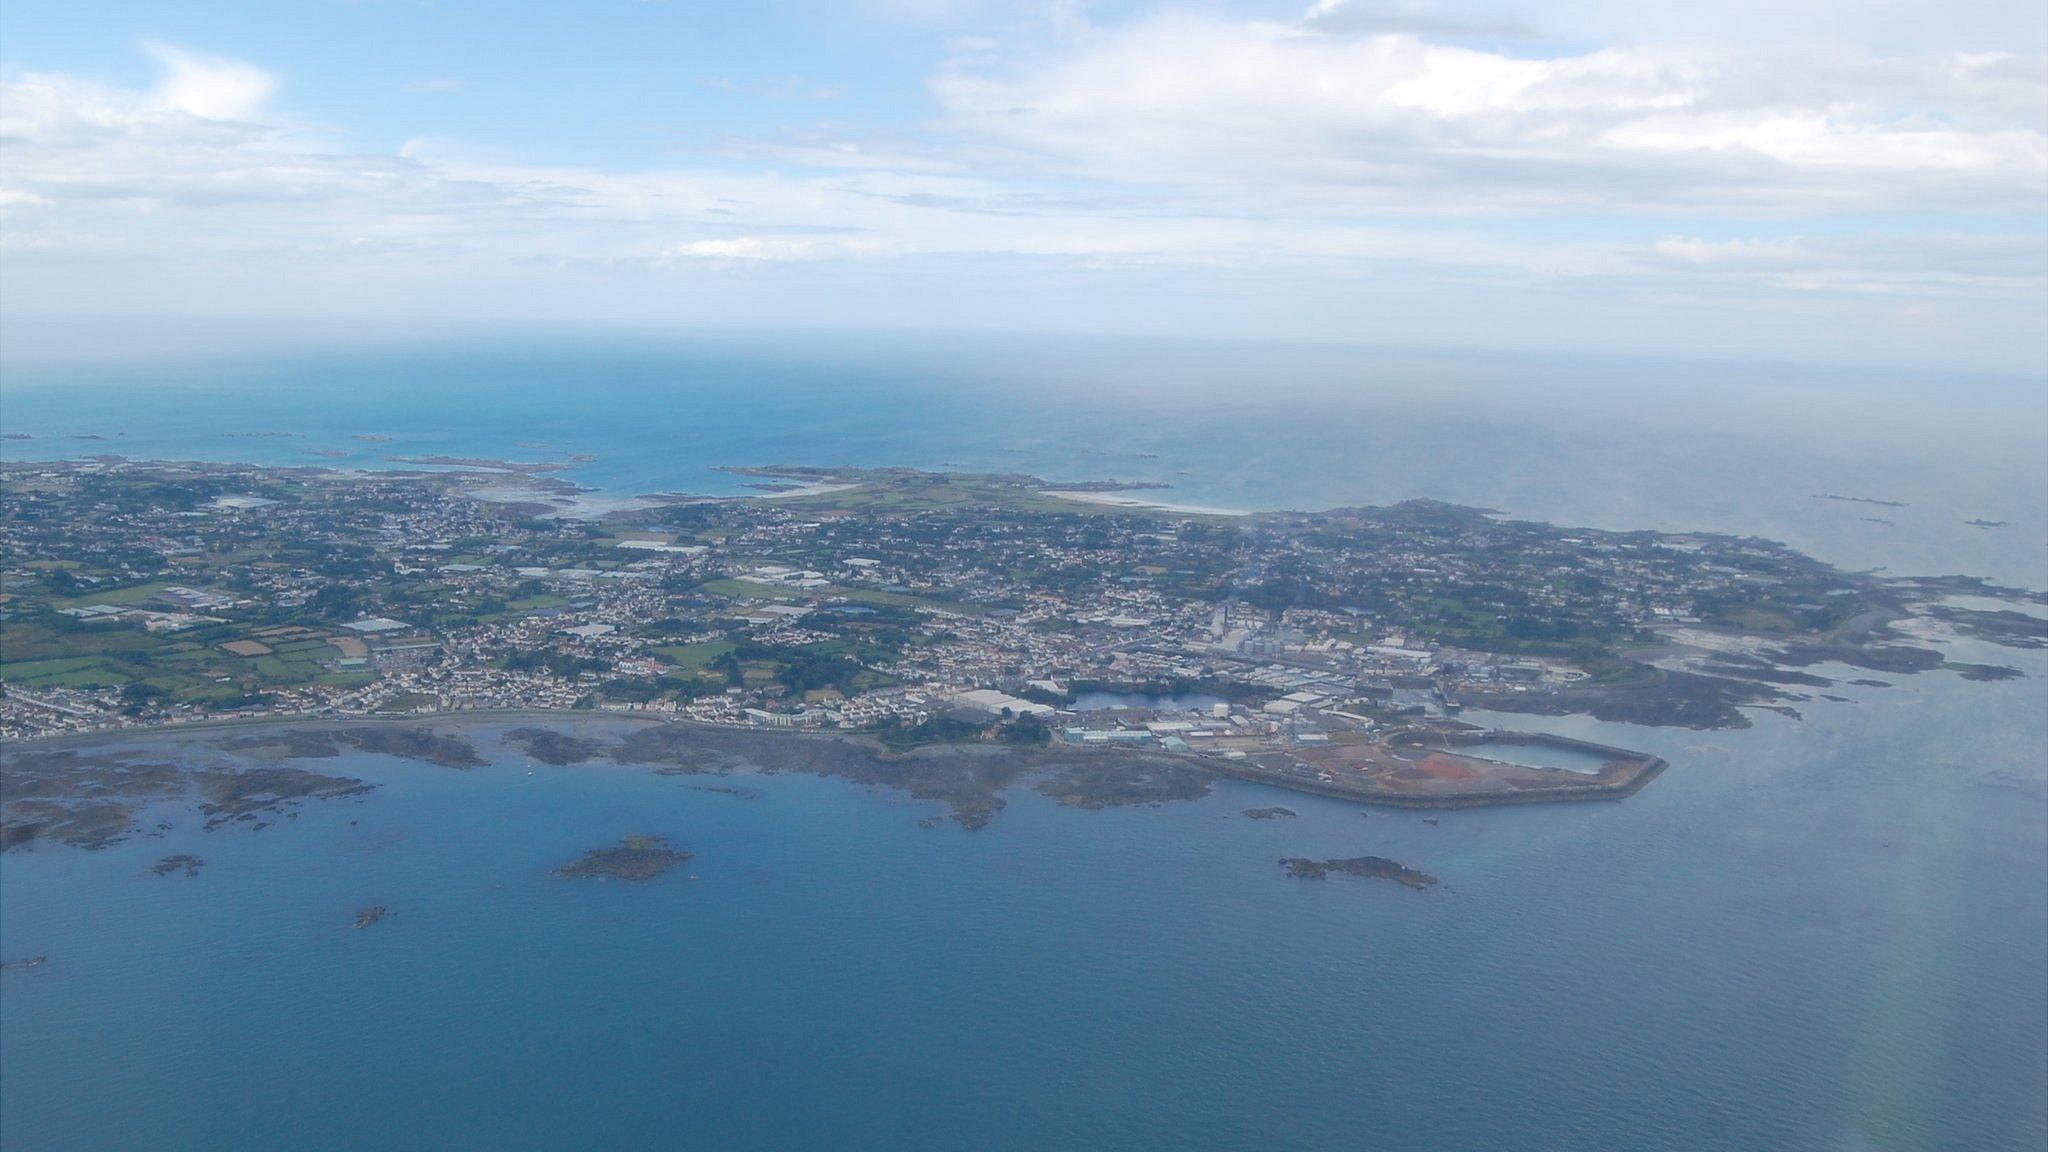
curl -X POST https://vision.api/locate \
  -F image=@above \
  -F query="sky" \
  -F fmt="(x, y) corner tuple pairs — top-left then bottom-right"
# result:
(1, 0), (2044, 374)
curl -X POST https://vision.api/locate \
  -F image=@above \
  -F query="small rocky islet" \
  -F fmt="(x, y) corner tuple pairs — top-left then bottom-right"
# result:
(151, 854), (204, 877)
(556, 835), (692, 881)
(1281, 855), (1438, 890)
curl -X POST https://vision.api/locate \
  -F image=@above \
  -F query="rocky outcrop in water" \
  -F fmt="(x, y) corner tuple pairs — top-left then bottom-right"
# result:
(152, 854), (204, 877)
(612, 724), (1213, 830)
(557, 836), (692, 881)
(1033, 760), (1212, 811)
(220, 725), (485, 768)
(0, 741), (377, 852)
(194, 767), (373, 831)
(1281, 855), (1438, 890)
(505, 727), (607, 766)
(1948, 662), (2025, 681)
(1458, 668), (1784, 730)
(1924, 605), (2048, 650)
(0, 749), (185, 850)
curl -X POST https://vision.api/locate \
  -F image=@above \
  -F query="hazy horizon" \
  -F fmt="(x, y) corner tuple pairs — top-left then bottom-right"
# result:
(7, 314), (2048, 389)
(4, 0), (2046, 375)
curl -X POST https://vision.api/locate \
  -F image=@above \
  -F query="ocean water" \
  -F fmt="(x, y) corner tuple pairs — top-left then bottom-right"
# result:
(2, 333), (2045, 1151)
(5, 331), (2043, 584)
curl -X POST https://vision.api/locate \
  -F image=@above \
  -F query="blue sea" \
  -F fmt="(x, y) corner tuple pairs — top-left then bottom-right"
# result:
(3, 331), (2045, 1151)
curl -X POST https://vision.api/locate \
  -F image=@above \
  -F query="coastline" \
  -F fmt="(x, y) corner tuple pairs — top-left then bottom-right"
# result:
(1210, 752), (1669, 809)
(5, 709), (1669, 812)
(1040, 489), (1249, 516)
(0, 707), (669, 753)
(9, 456), (2038, 812)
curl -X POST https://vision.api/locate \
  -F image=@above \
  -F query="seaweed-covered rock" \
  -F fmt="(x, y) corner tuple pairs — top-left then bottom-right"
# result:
(557, 835), (692, 881)
(222, 725), (485, 768)
(1948, 662), (2024, 681)
(505, 727), (609, 766)
(152, 854), (204, 877)
(1281, 855), (1437, 890)
(1033, 759), (1211, 810)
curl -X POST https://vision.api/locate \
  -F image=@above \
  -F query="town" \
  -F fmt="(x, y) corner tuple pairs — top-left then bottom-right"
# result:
(3, 458), (2027, 805)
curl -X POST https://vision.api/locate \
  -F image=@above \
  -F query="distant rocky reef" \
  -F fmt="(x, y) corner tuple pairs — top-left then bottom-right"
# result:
(151, 854), (204, 877)
(1281, 855), (1438, 890)
(1, 745), (371, 851)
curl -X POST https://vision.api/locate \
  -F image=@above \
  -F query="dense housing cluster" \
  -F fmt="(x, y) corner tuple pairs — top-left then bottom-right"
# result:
(1, 461), (2013, 753)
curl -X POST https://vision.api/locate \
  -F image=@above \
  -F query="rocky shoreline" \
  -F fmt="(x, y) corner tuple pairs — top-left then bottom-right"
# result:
(0, 715), (1491, 902)
(2, 711), (1676, 858)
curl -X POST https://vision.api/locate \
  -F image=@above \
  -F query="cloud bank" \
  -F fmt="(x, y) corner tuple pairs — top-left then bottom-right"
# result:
(1, 4), (2043, 372)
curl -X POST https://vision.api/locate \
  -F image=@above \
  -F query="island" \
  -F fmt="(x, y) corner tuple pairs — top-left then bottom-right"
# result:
(1280, 855), (1438, 889)
(2, 459), (2041, 837)
(556, 835), (692, 881)
(151, 853), (204, 877)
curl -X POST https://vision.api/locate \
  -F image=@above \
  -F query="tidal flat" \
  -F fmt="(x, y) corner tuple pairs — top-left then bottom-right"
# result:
(0, 714), (1406, 855)
(604, 721), (1217, 830)
(0, 742), (372, 850)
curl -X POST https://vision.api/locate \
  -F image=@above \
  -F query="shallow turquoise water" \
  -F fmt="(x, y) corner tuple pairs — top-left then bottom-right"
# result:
(6, 332), (2043, 584)
(2, 335), (2044, 1150)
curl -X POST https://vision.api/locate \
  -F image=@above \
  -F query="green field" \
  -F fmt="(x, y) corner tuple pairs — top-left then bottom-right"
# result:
(508, 594), (569, 610)
(0, 616), (350, 698)
(0, 655), (128, 687)
(831, 587), (980, 615)
(55, 581), (176, 610)
(651, 640), (738, 670)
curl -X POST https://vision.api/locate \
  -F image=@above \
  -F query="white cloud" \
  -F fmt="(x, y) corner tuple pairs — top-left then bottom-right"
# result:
(1305, 0), (1532, 38)
(657, 236), (850, 263)
(923, 13), (2048, 217)
(142, 43), (278, 121)
(0, 27), (2042, 373)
